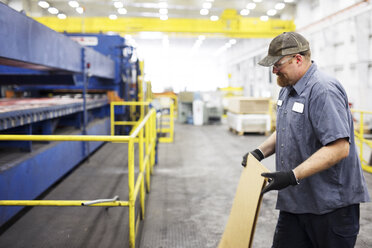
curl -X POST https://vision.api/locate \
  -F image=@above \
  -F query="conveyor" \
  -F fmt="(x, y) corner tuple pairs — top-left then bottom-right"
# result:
(0, 97), (108, 131)
(0, 3), (142, 227)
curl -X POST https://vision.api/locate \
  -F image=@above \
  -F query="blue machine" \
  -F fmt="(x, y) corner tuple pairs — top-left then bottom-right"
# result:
(0, 3), (141, 227)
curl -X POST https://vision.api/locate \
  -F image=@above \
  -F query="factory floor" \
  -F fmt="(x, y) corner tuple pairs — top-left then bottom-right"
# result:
(1, 122), (372, 247)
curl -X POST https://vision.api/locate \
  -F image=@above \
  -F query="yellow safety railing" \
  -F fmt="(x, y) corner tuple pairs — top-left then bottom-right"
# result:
(351, 109), (372, 173)
(0, 106), (157, 248)
(157, 101), (175, 143)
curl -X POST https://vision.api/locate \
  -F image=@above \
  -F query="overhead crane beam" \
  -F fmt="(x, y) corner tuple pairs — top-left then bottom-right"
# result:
(33, 9), (295, 38)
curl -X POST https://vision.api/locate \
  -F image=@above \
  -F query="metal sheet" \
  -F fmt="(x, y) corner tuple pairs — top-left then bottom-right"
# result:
(218, 154), (269, 248)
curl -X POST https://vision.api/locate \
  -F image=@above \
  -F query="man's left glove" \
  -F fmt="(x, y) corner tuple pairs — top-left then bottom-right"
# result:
(261, 170), (299, 195)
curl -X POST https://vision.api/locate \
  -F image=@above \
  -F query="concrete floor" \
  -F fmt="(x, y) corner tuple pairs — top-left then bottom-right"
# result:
(0, 122), (371, 247)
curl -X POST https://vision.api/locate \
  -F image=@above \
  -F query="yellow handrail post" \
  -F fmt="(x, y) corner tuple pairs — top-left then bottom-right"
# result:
(359, 112), (364, 164)
(151, 111), (156, 174)
(145, 119), (151, 192)
(110, 102), (115, 136)
(170, 103), (174, 142)
(139, 128), (145, 219)
(128, 137), (135, 248)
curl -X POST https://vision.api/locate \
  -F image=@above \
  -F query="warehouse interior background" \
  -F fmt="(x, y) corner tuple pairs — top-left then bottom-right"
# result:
(1, 0), (372, 247)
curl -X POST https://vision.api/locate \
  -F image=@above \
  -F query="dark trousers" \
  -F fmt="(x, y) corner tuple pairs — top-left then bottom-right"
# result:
(272, 204), (360, 248)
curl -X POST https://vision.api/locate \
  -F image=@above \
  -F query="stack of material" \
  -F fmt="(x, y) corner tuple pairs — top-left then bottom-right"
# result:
(227, 97), (271, 135)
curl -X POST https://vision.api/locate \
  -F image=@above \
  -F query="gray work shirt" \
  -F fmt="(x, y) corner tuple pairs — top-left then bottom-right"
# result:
(275, 62), (370, 214)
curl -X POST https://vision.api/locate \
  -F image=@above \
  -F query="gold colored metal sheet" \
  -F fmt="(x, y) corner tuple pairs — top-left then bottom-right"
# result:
(218, 154), (269, 248)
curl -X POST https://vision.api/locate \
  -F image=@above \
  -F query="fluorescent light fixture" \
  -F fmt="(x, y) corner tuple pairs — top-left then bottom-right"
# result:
(114, 2), (123, 8)
(240, 9), (249, 16)
(275, 3), (285, 10)
(267, 9), (277, 16)
(68, 1), (79, 8)
(158, 2), (168, 8)
(260, 15), (269, 21)
(284, 0), (294, 2)
(57, 13), (66, 19)
(160, 15), (168, 20)
(48, 7), (59, 14)
(206, 0), (214, 2)
(159, 8), (168, 15)
(38, 1), (49, 8)
(253, 0), (262, 2)
(76, 7), (84, 14)
(229, 39), (237, 45)
(109, 14), (117, 20)
(203, 2), (212, 9)
(246, 3), (256, 9)
(210, 15), (219, 21)
(200, 9), (209, 15)
(118, 8), (127, 14)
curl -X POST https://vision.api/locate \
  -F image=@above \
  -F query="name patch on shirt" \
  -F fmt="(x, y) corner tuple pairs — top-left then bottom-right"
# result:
(277, 100), (283, 106)
(292, 102), (304, 113)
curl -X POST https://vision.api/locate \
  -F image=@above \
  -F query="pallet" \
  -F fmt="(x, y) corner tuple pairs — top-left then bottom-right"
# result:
(229, 127), (269, 136)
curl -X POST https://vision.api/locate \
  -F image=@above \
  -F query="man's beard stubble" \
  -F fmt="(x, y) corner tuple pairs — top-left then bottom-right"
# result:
(276, 73), (291, 87)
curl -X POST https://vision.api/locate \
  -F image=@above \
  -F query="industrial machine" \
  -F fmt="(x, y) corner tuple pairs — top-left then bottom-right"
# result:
(0, 3), (142, 227)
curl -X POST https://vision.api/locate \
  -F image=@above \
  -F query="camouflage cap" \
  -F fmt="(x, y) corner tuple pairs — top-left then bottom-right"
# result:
(258, 32), (310, 67)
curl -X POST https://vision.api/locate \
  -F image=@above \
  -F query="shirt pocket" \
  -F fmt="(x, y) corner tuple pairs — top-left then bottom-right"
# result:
(289, 110), (305, 131)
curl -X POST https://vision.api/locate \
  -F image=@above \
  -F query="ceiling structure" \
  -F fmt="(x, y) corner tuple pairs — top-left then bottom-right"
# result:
(3, 0), (297, 21)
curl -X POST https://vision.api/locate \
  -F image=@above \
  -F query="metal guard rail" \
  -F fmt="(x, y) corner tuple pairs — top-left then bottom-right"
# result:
(351, 109), (372, 173)
(0, 106), (157, 248)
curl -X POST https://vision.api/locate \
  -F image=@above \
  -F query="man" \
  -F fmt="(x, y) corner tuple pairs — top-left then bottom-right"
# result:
(242, 32), (370, 247)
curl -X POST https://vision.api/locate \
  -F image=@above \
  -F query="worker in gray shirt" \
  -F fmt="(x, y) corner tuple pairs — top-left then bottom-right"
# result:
(242, 32), (370, 247)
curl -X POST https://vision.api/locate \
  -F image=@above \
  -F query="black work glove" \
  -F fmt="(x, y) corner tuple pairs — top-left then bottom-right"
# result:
(261, 171), (298, 195)
(241, 149), (264, 167)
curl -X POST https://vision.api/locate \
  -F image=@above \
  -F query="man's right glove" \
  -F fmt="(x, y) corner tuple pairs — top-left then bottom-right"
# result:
(241, 148), (264, 167)
(261, 170), (299, 195)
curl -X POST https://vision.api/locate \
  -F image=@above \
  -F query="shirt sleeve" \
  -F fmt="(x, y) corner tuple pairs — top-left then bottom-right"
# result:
(309, 83), (351, 146)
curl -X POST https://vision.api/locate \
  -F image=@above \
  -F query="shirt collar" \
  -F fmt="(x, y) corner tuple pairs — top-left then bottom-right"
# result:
(290, 61), (317, 96)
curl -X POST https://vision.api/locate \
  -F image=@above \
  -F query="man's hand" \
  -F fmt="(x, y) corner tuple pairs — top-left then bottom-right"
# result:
(261, 171), (298, 195)
(241, 149), (264, 167)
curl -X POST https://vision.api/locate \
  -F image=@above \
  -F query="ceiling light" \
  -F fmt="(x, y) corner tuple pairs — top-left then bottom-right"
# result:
(57, 13), (66, 19)
(275, 3), (285, 10)
(68, 1), (79, 8)
(158, 2), (168, 8)
(284, 0), (294, 2)
(109, 14), (117, 20)
(210, 15), (219, 21)
(229, 39), (237, 45)
(253, 0), (262, 2)
(200, 9), (209, 15)
(118, 8), (127, 15)
(267, 9), (277, 16)
(38, 1), (49, 8)
(76, 7), (84, 14)
(48, 7), (58, 14)
(160, 15), (168, 20)
(260, 15), (269, 21)
(240, 9), (249, 16)
(114, 2), (123, 8)
(206, 0), (214, 2)
(159, 8), (168, 15)
(203, 2), (212, 9)
(246, 3), (256, 10)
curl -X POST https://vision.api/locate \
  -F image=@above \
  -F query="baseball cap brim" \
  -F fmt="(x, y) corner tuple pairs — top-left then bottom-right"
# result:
(258, 54), (284, 67)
